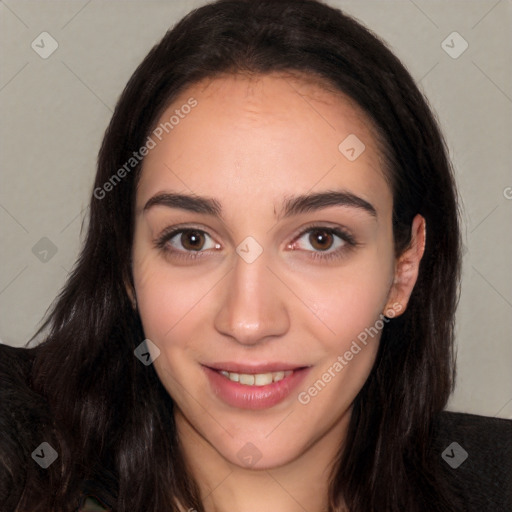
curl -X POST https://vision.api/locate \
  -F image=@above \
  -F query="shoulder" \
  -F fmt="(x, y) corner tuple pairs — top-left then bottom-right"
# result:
(432, 410), (512, 511)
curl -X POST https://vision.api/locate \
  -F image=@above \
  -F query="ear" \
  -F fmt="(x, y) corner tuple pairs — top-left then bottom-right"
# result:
(384, 214), (426, 318)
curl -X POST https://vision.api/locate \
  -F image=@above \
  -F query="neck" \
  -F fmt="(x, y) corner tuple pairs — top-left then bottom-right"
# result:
(175, 408), (351, 512)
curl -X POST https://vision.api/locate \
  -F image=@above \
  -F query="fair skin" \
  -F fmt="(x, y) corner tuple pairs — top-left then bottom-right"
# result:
(130, 73), (425, 512)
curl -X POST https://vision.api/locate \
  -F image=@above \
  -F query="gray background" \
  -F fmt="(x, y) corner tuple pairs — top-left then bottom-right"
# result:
(0, 0), (511, 419)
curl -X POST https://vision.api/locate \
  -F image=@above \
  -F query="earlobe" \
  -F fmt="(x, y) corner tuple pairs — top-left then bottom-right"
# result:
(383, 214), (426, 317)
(383, 301), (404, 319)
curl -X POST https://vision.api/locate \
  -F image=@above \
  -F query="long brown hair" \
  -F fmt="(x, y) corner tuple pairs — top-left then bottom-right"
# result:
(1, 1), (462, 510)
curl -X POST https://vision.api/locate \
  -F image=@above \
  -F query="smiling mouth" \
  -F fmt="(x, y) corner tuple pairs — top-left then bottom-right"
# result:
(203, 365), (311, 409)
(217, 369), (294, 386)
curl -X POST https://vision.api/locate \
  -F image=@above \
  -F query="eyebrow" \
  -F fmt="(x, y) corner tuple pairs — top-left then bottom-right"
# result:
(143, 190), (377, 219)
(143, 192), (223, 216)
(279, 190), (377, 220)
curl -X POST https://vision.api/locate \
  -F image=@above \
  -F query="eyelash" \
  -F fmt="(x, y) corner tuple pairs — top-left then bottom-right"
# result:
(154, 223), (358, 262)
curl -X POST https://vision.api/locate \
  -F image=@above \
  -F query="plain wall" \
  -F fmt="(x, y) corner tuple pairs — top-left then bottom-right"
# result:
(0, 0), (511, 419)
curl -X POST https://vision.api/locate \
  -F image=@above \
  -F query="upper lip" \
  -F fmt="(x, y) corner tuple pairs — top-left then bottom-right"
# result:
(204, 362), (309, 373)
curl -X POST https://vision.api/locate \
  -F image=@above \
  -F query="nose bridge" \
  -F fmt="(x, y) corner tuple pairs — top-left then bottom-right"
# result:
(213, 250), (289, 345)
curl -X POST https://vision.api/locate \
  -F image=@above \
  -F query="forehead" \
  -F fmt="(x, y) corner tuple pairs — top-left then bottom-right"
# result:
(137, 73), (391, 217)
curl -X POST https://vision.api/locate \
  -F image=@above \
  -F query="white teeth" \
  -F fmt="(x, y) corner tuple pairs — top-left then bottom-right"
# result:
(239, 374), (255, 385)
(254, 373), (273, 386)
(273, 371), (285, 382)
(218, 369), (293, 386)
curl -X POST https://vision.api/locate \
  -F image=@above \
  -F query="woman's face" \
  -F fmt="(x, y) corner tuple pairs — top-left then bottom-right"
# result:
(131, 73), (422, 469)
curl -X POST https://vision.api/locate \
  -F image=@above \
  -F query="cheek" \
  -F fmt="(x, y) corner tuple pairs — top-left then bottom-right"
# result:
(295, 268), (392, 415)
(133, 259), (207, 343)
(293, 255), (393, 408)
(131, 239), (223, 360)
(300, 254), (394, 349)
(132, 259), (210, 402)
(323, 277), (388, 340)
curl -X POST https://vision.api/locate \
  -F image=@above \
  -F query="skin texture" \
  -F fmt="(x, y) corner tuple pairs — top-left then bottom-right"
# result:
(130, 73), (426, 512)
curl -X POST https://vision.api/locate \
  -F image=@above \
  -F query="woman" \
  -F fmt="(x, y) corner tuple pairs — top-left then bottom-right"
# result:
(1, 0), (510, 511)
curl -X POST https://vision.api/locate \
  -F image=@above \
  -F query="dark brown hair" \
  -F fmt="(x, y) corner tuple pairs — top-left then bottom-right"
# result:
(0, 1), (462, 510)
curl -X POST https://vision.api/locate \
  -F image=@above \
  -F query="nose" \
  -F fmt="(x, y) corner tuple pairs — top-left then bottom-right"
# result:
(213, 252), (290, 346)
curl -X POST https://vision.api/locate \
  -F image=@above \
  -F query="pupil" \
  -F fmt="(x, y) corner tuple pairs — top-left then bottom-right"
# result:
(310, 230), (332, 251)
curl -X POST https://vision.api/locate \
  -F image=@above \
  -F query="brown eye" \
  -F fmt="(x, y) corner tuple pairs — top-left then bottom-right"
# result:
(289, 225), (355, 262)
(155, 227), (220, 259)
(180, 230), (206, 251)
(308, 229), (334, 251)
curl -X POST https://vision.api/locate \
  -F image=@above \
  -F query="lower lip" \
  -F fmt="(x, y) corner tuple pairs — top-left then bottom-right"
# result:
(203, 366), (311, 410)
